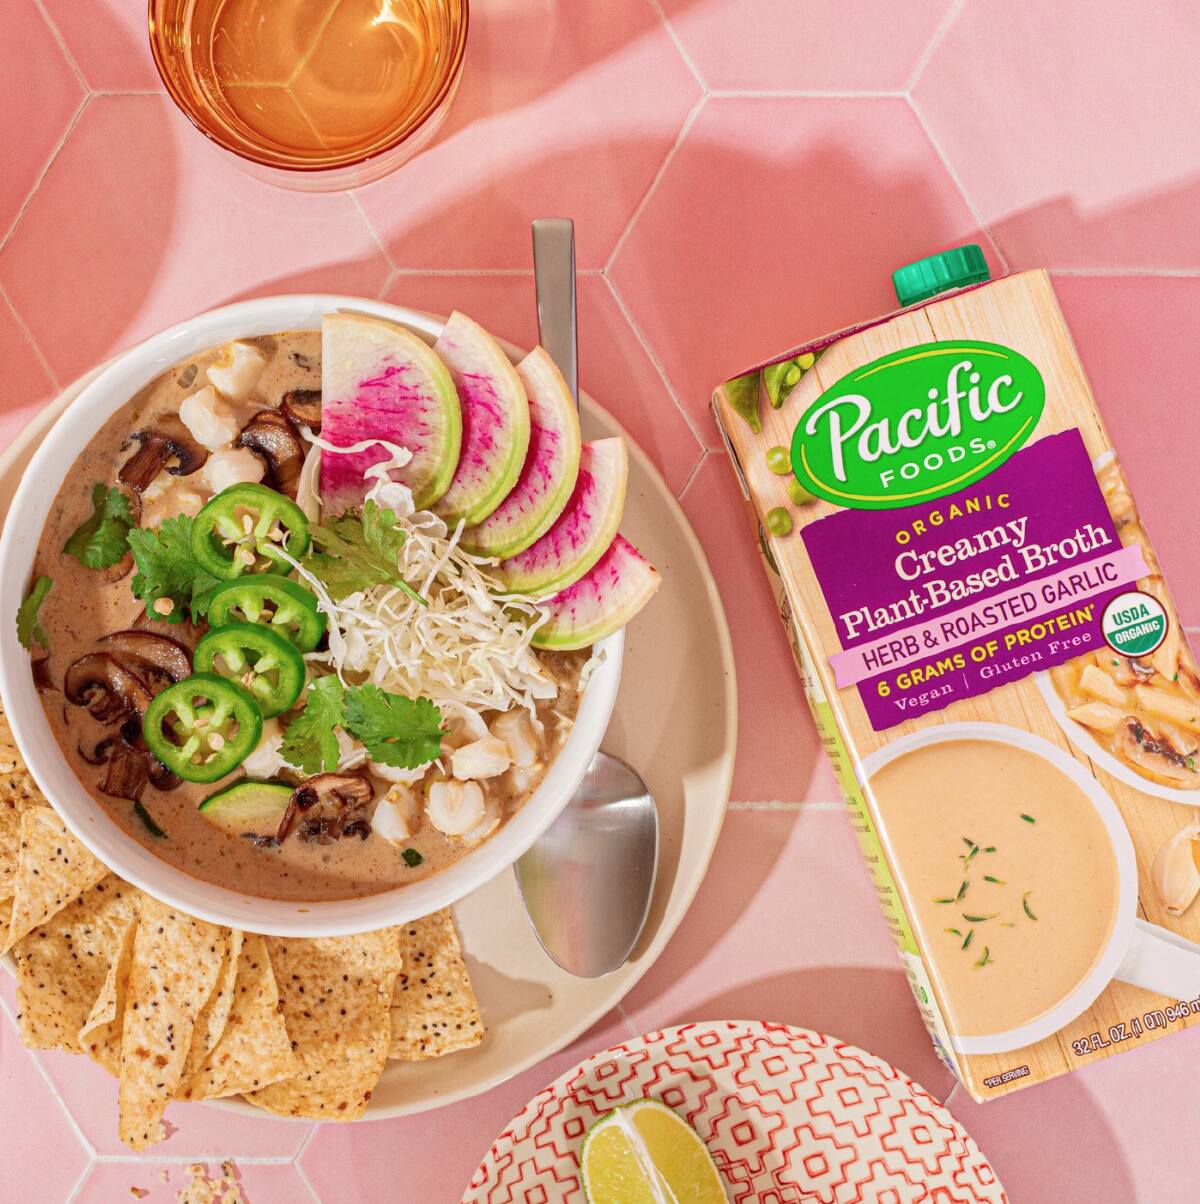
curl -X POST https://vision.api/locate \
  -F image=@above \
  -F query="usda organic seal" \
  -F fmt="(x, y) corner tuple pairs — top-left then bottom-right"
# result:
(1101, 590), (1168, 657)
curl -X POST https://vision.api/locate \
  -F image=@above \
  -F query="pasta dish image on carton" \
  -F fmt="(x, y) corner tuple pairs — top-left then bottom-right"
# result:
(713, 248), (1200, 1101)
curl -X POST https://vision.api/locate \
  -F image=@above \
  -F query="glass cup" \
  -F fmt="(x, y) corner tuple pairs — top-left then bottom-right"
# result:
(148, 0), (469, 191)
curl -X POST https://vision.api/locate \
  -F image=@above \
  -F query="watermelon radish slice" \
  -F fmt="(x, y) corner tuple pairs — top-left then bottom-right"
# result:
(320, 313), (461, 513)
(459, 347), (582, 559)
(533, 535), (660, 650)
(433, 312), (531, 526)
(495, 438), (628, 597)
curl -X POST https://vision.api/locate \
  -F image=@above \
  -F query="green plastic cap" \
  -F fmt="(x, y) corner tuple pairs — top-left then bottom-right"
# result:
(892, 244), (990, 307)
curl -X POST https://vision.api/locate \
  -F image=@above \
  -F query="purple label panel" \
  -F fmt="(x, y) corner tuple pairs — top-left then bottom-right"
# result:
(802, 430), (1148, 730)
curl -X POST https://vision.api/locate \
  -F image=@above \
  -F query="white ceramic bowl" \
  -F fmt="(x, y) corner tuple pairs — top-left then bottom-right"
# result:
(0, 295), (623, 937)
(859, 722), (1138, 1055)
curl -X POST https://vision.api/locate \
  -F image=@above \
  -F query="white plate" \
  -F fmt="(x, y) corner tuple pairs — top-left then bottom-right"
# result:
(466, 1020), (1008, 1202)
(0, 307), (737, 1120)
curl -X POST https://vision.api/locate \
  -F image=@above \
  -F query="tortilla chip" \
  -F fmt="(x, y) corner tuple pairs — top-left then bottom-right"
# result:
(118, 897), (227, 1149)
(0, 709), (44, 896)
(179, 933), (298, 1102)
(11, 875), (141, 1052)
(180, 929), (243, 1085)
(78, 914), (139, 1074)
(245, 930), (401, 1120)
(389, 910), (484, 1060)
(3, 808), (108, 952)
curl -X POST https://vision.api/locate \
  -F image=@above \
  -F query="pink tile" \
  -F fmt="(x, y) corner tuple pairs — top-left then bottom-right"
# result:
(948, 1021), (1200, 1201)
(383, 274), (707, 495)
(354, 1), (700, 269)
(0, 3), (83, 240)
(609, 96), (986, 433)
(0, 289), (55, 444)
(619, 807), (957, 1099)
(1053, 274), (1200, 625)
(680, 454), (836, 803)
(41, 0), (161, 92)
(0, 95), (389, 386)
(659, 0), (955, 91)
(32, 1041), (311, 1158)
(915, 1), (1200, 270)
(300, 1011), (634, 1204)
(0, 1006), (90, 1201)
(76, 1161), (318, 1204)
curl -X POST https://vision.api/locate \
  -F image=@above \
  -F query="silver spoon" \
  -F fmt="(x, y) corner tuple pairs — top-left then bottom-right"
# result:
(513, 219), (659, 979)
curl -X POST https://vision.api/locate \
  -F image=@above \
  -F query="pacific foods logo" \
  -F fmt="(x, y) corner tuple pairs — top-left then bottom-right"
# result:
(790, 340), (1045, 510)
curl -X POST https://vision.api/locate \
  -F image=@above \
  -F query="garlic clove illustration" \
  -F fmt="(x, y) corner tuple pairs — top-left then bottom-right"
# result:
(1152, 821), (1200, 916)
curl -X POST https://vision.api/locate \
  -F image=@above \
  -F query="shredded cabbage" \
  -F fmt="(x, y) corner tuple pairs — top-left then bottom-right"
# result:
(282, 435), (556, 722)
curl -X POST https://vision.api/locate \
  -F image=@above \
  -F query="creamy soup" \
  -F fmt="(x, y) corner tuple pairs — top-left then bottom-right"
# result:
(870, 739), (1120, 1038)
(29, 332), (589, 901)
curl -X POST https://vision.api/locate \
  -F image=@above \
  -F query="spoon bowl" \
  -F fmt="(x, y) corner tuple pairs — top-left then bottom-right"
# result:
(515, 752), (658, 978)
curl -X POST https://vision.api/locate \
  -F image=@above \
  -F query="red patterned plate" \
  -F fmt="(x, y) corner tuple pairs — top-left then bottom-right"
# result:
(466, 1020), (1007, 1203)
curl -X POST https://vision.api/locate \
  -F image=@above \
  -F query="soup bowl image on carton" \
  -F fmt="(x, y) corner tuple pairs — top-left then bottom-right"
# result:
(862, 722), (1200, 1056)
(714, 248), (1200, 1100)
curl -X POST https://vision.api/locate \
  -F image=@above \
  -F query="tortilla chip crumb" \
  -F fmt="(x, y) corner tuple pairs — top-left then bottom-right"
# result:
(175, 1161), (246, 1204)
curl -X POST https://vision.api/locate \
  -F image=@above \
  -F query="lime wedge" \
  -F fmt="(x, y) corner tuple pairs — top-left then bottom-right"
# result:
(581, 1098), (727, 1203)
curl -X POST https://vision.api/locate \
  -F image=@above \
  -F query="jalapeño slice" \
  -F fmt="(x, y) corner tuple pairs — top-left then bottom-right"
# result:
(194, 624), (306, 718)
(191, 483), (310, 581)
(143, 673), (263, 784)
(207, 574), (325, 652)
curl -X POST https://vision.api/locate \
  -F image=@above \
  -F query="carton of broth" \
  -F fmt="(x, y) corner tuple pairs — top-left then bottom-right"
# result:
(714, 249), (1200, 1100)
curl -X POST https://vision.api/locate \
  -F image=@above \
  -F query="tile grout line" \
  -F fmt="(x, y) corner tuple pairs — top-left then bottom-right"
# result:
(61, 1160), (92, 1204)
(292, 1150), (325, 1203)
(601, 274), (712, 456)
(347, 191), (396, 276)
(708, 89), (906, 98)
(644, 0), (709, 92)
(604, 95), (706, 278)
(0, 991), (98, 1160)
(905, 93), (1010, 275)
(0, 92), (90, 257)
(31, 0), (91, 92)
(0, 282), (61, 392)
(676, 449), (715, 501)
(1052, 267), (1200, 278)
(728, 800), (845, 811)
(904, 0), (966, 94)
(91, 1154), (302, 1166)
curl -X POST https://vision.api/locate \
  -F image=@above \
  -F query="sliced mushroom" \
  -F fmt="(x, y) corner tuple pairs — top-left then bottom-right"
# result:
(1118, 718), (1199, 785)
(278, 772), (374, 843)
(64, 654), (152, 723)
(31, 656), (55, 694)
(100, 741), (149, 802)
(237, 411), (306, 499)
(99, 630), (192, 689)
(79, 734), (117, 766)
(116, 719), (180, 792)
(119, 414), (208, 492)
(280, 389), (322, 433)
(1109, 655), (1156, 687)
(132, 609), (207, 650)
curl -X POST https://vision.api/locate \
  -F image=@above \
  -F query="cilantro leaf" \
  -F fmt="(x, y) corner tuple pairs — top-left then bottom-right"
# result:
(127, 515), (222, 624)
(280, 676), (345, 776)
(343, 684), (443, 769)
(16, 576), (52, 651)
(304, 501), (425, 606)
(63, 483), (135, 569)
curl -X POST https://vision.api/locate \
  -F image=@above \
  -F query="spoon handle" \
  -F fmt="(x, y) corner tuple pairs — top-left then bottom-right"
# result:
(531, 218), (579, 406)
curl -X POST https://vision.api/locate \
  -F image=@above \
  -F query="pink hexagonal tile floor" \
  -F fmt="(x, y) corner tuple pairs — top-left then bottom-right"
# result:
(3, 1), (1200, 1199)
